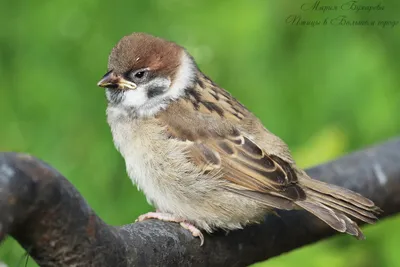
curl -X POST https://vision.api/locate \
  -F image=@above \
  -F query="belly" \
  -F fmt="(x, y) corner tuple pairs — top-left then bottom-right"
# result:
(109, 116), (202, 211)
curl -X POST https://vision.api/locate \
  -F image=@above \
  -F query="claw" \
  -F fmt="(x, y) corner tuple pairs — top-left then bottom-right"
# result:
(135, 212), (205, 245)
(180, 221), (205, 246)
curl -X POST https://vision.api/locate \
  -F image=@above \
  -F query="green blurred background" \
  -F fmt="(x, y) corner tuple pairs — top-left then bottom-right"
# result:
(1, 0), (399, 266)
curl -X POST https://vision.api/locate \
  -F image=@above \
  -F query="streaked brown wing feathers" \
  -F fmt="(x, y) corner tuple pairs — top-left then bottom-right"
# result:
(184, 131), (306, 202)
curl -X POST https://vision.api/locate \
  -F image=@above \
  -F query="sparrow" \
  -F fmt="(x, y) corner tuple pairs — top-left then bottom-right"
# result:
(97, 32), (380, 245)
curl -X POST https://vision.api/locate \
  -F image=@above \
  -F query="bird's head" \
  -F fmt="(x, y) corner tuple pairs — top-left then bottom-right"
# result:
(98, 32), (197, 117)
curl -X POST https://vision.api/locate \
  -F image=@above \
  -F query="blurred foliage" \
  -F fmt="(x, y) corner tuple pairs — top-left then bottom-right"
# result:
(1, 0), (400, 266)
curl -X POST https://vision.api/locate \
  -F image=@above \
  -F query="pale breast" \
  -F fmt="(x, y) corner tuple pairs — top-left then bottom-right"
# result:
(107, 106), (207, 211)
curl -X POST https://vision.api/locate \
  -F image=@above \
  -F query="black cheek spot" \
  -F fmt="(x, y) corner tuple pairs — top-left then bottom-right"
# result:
(147, 86), (165, 98)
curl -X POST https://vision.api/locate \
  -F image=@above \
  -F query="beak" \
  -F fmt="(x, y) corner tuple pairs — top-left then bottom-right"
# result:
(97, 71), (137, 90)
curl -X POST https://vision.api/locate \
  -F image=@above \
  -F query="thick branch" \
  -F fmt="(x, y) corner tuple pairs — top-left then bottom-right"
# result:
(0, 138), (399, 266)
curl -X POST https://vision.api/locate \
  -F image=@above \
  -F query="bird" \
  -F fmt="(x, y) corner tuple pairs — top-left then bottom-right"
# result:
(97, 32), (380, 245)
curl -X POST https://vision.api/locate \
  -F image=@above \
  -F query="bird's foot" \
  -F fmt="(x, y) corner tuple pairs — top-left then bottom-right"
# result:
(135, 211), (179, 223)
(135, 211), (204, 246)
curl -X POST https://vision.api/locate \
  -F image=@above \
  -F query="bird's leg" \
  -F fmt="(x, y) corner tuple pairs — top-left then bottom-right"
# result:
(135, 211), (204, 246)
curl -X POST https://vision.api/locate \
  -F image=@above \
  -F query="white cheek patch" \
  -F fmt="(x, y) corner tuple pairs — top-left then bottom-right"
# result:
(121, 78), (171, 110)
(121, 86), (149, 108)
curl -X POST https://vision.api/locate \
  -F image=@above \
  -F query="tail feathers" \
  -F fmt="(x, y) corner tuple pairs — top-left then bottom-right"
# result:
(305, 189), (377, 223)
(300, 177), (378, 210)
(296, 200), (346, 232)
(337, 212), (365, 239)
(296, 200), (365, 239)
(296, 177), (380, 239)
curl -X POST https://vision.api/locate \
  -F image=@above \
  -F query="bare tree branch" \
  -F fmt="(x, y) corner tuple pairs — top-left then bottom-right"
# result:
(0, 138), (399, 267)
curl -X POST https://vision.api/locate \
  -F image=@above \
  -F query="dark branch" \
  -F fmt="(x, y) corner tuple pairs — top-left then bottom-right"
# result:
(1, 138), (400, 267)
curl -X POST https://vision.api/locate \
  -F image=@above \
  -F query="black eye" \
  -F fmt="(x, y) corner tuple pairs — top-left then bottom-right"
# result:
(128, 69), (149, 83)
(134, 71), (145, 79)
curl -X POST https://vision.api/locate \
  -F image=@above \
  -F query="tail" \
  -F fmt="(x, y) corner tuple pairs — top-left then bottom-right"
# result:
(296, 176), (381, 239)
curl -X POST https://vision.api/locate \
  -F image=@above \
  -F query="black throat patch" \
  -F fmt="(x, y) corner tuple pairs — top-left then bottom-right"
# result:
(106, 88), (124, 104)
